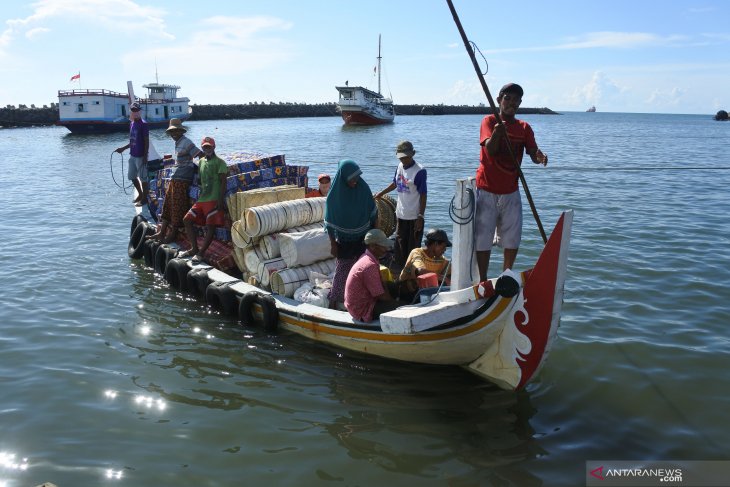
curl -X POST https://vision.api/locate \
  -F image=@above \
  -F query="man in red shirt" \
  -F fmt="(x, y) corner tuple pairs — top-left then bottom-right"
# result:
(344, 229), (400, 322)
(475, 83), (548, 280)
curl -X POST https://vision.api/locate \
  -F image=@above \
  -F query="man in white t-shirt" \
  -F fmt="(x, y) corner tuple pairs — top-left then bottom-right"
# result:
(375, 140), (427, 267)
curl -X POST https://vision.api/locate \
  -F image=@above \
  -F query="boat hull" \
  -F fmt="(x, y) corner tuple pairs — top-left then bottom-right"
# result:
(57, 116), (190, 134)
(340, 110), (394, 125)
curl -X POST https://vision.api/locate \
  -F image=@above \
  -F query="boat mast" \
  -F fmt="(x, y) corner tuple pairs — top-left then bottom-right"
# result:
(377, 34), (382, 95)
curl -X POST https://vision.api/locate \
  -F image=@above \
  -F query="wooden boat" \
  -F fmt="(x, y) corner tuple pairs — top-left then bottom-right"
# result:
(129, 176), (572, 391)
(57, 80), (190, 134)
(335, 35), (395, 125)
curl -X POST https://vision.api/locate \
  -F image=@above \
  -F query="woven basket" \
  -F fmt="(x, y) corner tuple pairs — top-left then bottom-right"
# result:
(374, 194), (397, 237)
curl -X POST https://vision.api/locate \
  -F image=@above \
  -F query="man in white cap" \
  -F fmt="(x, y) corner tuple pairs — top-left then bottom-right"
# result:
(344, 229), (400, 322)
(115, 102), (149, 206)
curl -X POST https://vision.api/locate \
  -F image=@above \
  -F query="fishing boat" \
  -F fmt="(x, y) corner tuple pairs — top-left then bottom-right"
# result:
(127, 153), (573, 391)
(57, 80), (190, 134)
(335, 35), (395, 125)
(586, 105), (596, 112)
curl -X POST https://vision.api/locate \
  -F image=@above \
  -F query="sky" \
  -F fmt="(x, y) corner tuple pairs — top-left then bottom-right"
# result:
(1, 0), (728, 114)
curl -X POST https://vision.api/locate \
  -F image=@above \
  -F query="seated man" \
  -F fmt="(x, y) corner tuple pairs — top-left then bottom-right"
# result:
(344, 229), (400, 322)
(179, 136), (227, 262)
(397, 228), (452, 301)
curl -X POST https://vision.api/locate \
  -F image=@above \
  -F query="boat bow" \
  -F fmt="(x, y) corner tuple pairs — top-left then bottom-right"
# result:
(466, 210), (573, 389)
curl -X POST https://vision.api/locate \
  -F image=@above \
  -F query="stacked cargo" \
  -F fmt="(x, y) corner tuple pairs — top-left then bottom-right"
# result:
(146, 151), (309, 274)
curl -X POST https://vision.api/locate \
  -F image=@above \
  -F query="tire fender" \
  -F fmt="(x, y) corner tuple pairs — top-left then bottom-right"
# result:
(128, 221), (152, 259)
(154, 245), (178, 275)
(143, 239), (159, 268)
(164, 258), (189, 290)
(187, 267), (211, 298)
(206, 282), (240, 316)
(238, 291), (259, 326)
(131, 214), (147, 237)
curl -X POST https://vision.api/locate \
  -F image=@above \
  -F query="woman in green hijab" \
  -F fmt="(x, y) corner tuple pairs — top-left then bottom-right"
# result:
(324, 159), (377, 308)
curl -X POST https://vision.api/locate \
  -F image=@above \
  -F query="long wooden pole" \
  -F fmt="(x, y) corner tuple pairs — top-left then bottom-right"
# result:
(445, 0), (547, 244)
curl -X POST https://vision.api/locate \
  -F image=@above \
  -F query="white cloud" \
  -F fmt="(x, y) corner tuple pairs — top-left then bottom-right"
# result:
(25, 27), (49, 39)
(1, 0), (173, 52)
(121, 16), (294, 77)
(484, 31), (689, 54)
(646, 87), (685, 106)
(568, 71), (625, 106)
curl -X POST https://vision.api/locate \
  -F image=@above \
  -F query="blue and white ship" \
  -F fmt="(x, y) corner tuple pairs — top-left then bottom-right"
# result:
(57, 80), (191, 134)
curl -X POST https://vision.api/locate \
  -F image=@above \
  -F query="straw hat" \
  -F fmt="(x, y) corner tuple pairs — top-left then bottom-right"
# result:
(166, 118), (187, 133)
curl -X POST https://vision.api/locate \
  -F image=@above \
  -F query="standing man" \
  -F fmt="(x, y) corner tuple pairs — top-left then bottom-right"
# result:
(374, 140), (427, 267)
(180, 137), (227, 262)
(115, 102), (149, 206)
(475, 83), (548, 280)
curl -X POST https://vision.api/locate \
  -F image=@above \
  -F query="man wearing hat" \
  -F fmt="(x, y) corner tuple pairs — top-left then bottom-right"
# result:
(344, 229), (400, 322)
(115, 101), (149, 206)
(146, 118), (203, 243)
(180, 137), (228, 262)
(475, 82), (548, 279)
(305, 173), (331, 198)
(374, 140), (427, 267)
(397, 228), (452, 299)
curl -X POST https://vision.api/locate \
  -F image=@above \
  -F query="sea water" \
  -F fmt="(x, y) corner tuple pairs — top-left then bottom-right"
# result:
(0, 112), (728, 486)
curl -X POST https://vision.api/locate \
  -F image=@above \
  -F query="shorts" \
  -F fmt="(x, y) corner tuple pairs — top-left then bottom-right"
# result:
(127, 155), (147, 182)
(160, 179), (191, 228)
(475, 189), (522, 251)
(184, 200), (226, 227)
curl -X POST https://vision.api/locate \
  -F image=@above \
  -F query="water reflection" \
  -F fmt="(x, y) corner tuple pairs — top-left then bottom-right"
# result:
(319, 362), (545, 485)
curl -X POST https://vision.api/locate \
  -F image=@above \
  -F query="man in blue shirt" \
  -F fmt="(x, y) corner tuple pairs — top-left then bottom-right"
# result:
(115, 102), (149, 206)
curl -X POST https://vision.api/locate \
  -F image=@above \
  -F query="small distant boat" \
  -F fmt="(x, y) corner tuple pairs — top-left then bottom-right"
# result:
(335, 35), (395, 125)
(57, 80), (191, 134)
(586, 106), (596, 112)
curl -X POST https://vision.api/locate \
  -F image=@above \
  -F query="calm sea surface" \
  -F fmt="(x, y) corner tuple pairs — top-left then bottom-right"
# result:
(1, 112), (728, 487)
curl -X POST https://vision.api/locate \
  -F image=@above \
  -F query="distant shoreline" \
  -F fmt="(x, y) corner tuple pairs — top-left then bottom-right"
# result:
(0, 102), (559, 128)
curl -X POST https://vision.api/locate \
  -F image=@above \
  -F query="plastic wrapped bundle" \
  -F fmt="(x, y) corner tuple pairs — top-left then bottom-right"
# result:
(244, 245), (267, 274)
(260, 222), (324, 260)
(256, 258), (287, 287)
(270, 259), (336, 297)
(244, 198), (325, 238)
(278, 229), (333, 268)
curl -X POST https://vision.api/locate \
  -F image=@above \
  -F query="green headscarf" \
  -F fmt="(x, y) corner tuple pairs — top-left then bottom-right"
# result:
(324, 159), (377, 242)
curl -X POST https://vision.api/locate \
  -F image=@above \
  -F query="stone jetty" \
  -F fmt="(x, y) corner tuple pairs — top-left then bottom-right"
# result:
(1, 102), (558, 128)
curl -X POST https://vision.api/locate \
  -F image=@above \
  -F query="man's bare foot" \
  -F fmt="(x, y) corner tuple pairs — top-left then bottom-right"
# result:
(144, 232), (161, 241)
(178, 249), (196, 258)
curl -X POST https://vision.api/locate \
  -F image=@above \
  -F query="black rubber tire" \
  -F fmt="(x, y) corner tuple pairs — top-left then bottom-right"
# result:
(154, 245), (178, 275)
(187, 267), (211, 298)
(259, 294), (279, 332)
(143, 239), (159, 268)
(128, 221), (152, 259)
(130, 214), (147, 237)
(164, 258), (189, 290)
(238, 291), (260, 326)
(206, 282), (239, 316)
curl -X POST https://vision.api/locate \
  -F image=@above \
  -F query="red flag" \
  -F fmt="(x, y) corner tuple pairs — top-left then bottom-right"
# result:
(70, 73), (80, 82)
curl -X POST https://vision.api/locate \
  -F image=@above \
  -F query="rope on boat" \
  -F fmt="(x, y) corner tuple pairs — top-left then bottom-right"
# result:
(449, 186), (478, 283)
(110, 151), (132, 194)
